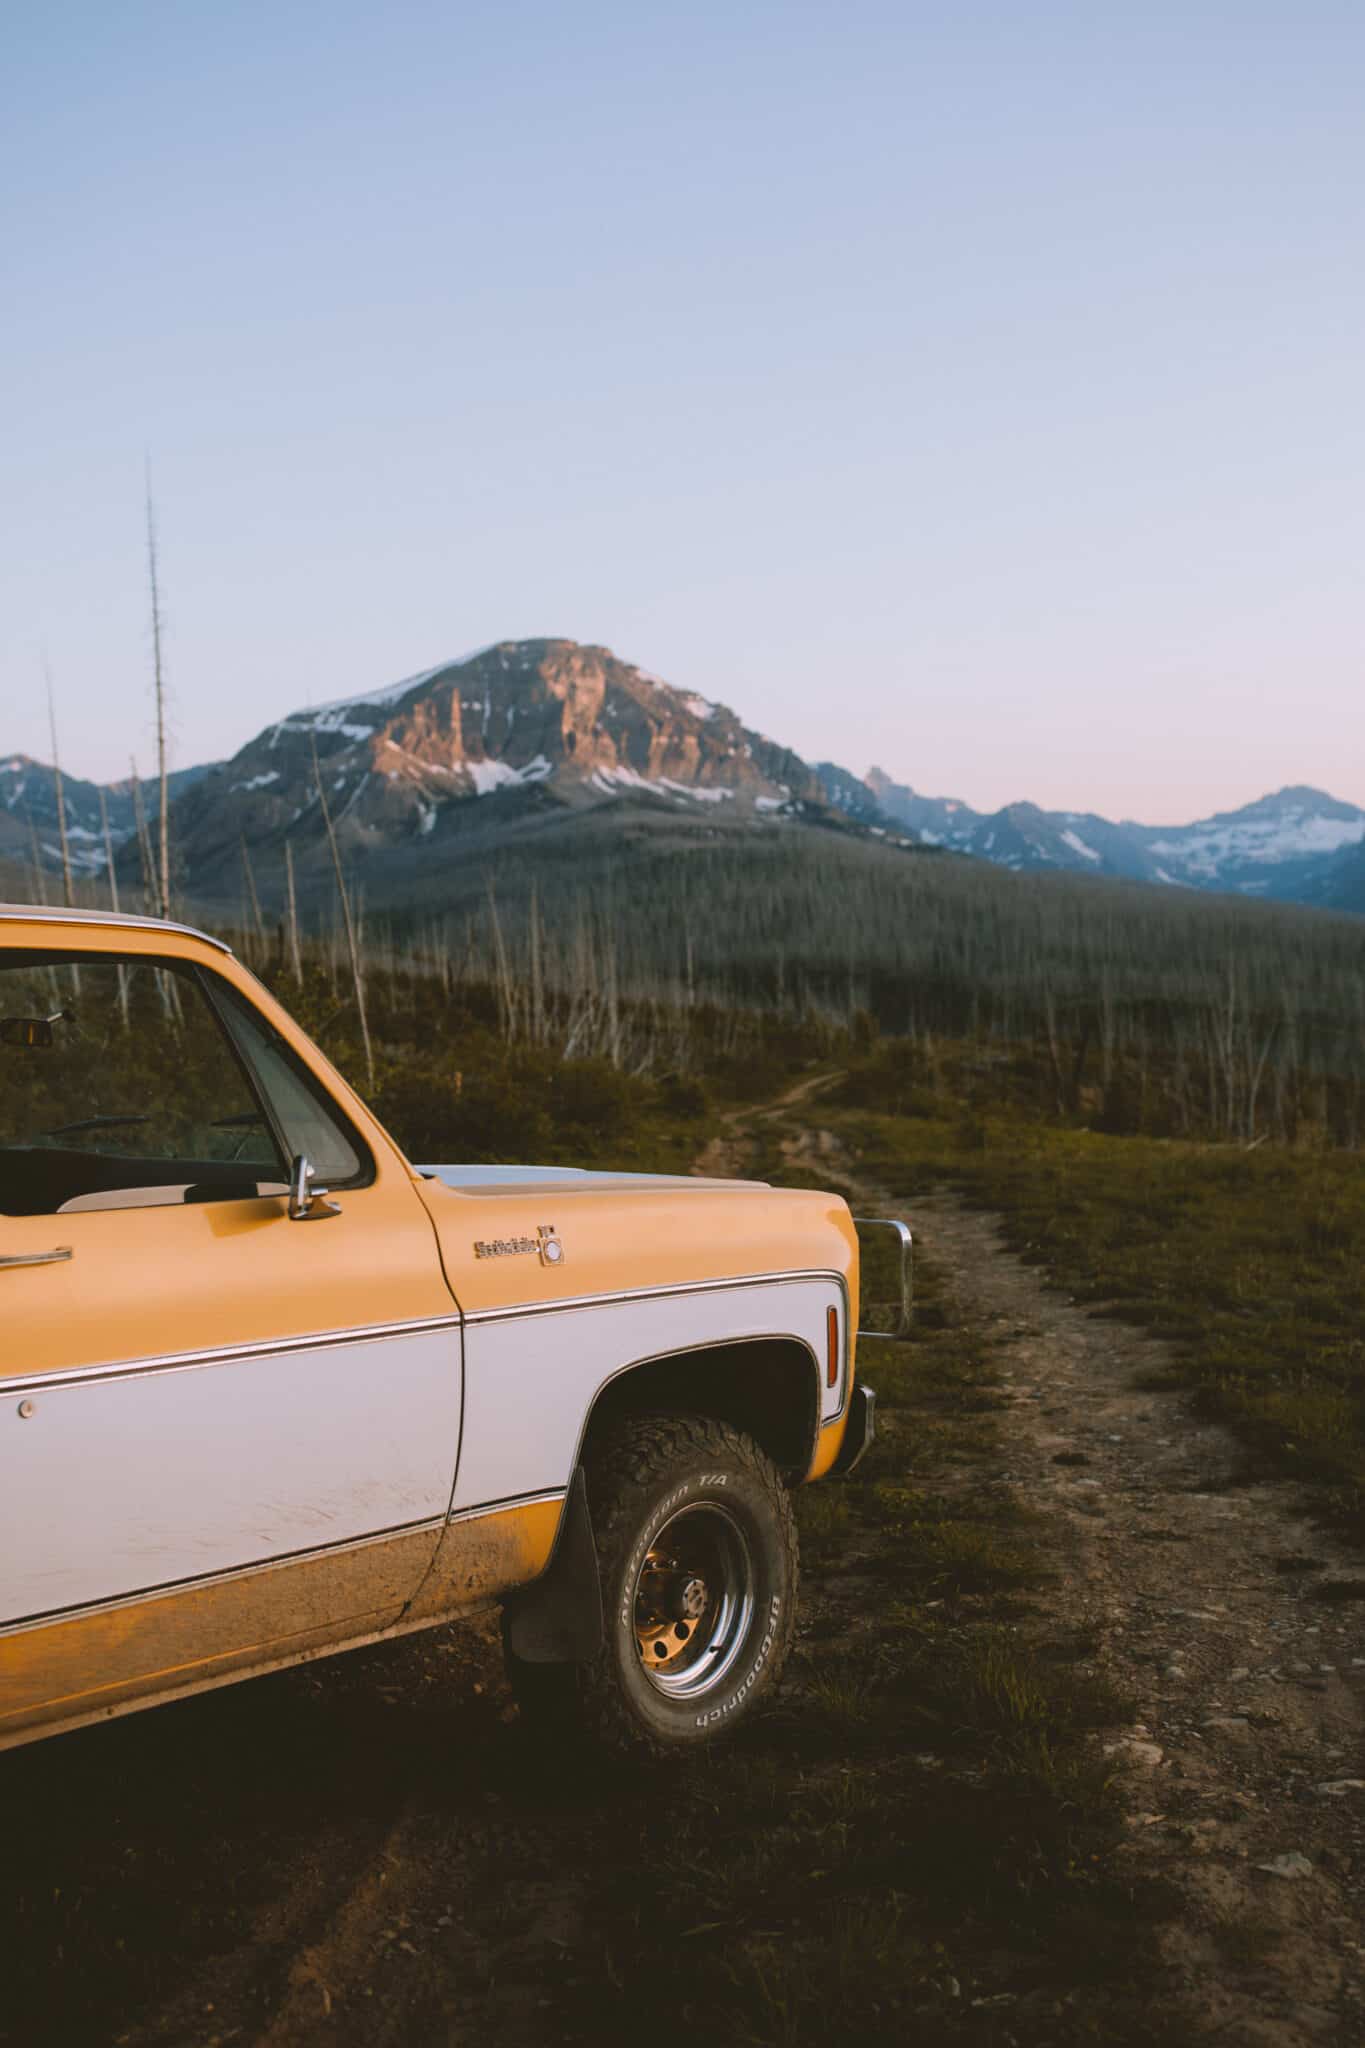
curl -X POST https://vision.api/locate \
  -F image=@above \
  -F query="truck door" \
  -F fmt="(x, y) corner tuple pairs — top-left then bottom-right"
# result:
(0, 943), (460, 1742)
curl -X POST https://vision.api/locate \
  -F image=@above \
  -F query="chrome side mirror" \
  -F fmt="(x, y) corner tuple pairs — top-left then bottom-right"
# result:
(288, 1153), (341, 1222)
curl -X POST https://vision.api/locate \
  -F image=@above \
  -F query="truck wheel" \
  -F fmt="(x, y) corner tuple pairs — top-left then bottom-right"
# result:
(506, 1414), (798, 1756)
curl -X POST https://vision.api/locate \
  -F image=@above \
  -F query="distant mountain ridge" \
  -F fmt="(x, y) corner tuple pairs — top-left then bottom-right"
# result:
(859, 767), (1365, 907)
(1, 755), (215, 882)
(4, 638), (1362, 914)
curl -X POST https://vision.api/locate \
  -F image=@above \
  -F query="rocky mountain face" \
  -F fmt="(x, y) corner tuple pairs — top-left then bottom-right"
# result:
(4, 639), (1362, 915)
(164, 639), (826, 886)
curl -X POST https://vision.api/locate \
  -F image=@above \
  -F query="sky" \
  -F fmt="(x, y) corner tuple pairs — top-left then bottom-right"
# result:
(3, 1), (1363, 823)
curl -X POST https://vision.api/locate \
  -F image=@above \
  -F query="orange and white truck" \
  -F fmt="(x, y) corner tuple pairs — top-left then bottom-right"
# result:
(0, 906), (881, 1754)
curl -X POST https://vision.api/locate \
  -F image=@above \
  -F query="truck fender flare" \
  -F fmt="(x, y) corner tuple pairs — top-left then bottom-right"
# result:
(501, 1465), (604, 1664)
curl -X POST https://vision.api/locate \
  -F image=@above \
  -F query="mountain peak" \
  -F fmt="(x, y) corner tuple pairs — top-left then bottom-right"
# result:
(160, 638), (825, 889)
(1238, 784), (1358, 817)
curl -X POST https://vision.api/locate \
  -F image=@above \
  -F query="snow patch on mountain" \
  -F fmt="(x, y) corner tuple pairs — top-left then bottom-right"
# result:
(301, 647), (501, 720)
(1148, 811), (1365, 878)
(465, 754), (553, 796)
(588, 765), (736, 804)
(270, 712), (376, 746)
(589, 765), (736, 802)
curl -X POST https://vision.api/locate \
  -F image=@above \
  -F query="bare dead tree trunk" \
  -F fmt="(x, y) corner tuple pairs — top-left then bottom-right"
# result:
(284, 840), (303, 983)
(486, 881), (517, 1042)
(240, 835), (266, 950)
(45, 666), (75, 907)
(98, 786), (130, 1024)
(311, 734), (373, 1089)
(1041, 985), (1067, 1115)
(605, 925), (622, 1069)
(1245, 1020), (1278, 1146)
(146, 471), (172, 919)
(130, 757), (156, 912)
(528, 882), (545, 1045)
(97, 786), (120, 912)
(1067, 1010), (1092, 1113)
(27, 817), (49, 905)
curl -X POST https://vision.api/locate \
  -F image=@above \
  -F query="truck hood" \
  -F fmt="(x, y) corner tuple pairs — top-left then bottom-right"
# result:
(417, 1164), (766, 1192)
(411, 1162), (856, 1320)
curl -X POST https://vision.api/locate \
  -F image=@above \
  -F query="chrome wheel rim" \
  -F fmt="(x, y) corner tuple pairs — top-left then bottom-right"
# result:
(632, 1502), (754, 1700)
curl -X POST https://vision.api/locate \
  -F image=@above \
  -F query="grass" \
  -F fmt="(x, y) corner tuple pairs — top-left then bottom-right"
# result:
(838, 1101), (1365, 1535)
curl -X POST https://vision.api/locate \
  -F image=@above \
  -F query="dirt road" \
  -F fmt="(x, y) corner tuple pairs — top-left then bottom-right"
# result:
(908, 1190), (1365, 2046)
(5, 1111), (1363, 2045)
(712, 1102), (1365, 2040)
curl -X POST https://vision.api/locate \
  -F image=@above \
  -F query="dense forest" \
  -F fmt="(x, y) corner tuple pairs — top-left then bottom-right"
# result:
(222, 829), (1365, 1154)
(10, 822), (1365, 1151)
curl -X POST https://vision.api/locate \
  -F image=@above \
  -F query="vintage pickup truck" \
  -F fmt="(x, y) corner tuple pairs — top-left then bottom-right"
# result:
(0, 906), (879, 1755)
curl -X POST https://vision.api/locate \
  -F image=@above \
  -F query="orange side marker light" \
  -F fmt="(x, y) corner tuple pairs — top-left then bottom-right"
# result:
(826, 1305), (840, 1388)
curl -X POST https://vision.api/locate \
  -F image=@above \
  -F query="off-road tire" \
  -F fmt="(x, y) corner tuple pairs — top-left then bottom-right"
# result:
(504, 1413), (799, 1757)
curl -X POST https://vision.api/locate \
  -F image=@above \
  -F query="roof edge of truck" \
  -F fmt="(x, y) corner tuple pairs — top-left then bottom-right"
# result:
(0, 904), (234, 955)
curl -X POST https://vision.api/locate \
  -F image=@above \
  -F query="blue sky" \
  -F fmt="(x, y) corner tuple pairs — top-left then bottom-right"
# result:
(4, 2), (1363, 819)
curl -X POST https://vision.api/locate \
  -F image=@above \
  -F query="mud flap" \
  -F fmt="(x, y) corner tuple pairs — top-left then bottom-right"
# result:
(501, 1465), (604, 1664)
(831, 1384), (876, 1476)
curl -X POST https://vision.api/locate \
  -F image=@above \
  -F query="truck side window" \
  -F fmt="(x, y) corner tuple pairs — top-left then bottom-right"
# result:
(205, 977), (372, 1189)
(0, 951), (286, 1217)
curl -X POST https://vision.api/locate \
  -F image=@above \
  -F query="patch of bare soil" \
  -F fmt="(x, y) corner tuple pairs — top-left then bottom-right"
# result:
(880, 1182), (1365, 2045)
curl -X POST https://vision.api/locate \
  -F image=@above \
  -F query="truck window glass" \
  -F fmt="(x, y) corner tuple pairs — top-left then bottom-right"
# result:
(204, 976), (371, 1188)
(0, 951), (286, 1217)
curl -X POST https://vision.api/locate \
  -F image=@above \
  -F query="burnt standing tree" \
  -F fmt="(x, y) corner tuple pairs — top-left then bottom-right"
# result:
(145, 468), (172, 921)
(44, 663), (74, 908)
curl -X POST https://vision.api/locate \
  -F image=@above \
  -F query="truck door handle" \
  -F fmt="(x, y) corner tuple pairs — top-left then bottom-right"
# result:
(0, 1246), (74, 1270)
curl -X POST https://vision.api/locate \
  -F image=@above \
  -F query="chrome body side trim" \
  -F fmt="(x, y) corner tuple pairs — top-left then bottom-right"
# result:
(5, 1311), (466, 1397)
(446, 1487), (566, 1524)
(6, 1269), (847, 1396)
(0, 904), (234, 954)
(462, 1266), (848, 1327)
